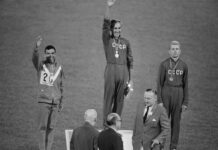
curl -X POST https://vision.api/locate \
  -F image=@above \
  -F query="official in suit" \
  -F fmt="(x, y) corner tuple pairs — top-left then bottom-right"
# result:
(98, 113), (123, 150)
(70, 109), (99, 150)
(132, 89), (170, 150)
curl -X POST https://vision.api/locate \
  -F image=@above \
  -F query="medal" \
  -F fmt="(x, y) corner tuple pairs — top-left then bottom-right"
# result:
(115, 53), (119, 58)
(169, 59), (179, 82)
(113, 39), (120, 59)
(115, 50), (119, 58)
(169, 77), (173, 81)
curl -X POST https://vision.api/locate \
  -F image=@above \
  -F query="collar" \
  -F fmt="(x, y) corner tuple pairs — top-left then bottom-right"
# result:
(170, 57), (180, 63)
(150, 103), (157, 113)
(144, 102), (153, 108)
(107, 127), (122, 137)
(148, 105), (153, 110)
(108, 126), (118, 132)
(84, 121), (92, 127)
(144, 103), (157, 112)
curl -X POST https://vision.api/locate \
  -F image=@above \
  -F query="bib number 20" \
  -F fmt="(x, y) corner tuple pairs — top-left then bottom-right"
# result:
(40, 71), (53, 86)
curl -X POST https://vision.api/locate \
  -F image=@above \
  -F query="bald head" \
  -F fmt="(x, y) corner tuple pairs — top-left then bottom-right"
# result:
(84, 109), (97, 126)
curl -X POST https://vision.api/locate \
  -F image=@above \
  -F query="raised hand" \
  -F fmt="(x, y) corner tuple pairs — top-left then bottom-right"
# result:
(107, 0), (116, 7)
(35, 35), (42, 48)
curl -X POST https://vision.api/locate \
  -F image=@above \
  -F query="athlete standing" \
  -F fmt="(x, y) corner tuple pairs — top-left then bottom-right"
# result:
(32, 36), (64, 150)
(157, 41), (188, 150)
(102, 0), (133, 125)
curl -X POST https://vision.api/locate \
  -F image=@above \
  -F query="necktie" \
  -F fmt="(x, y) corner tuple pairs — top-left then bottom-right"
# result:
(143, 106), (150, 124)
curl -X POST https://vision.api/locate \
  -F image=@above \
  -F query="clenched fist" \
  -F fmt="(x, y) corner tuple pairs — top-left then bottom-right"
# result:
(35, 36), (42, 48)
(107, 0), (116, 7)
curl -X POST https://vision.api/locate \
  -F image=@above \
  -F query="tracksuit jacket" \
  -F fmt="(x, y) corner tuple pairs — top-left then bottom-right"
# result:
(32, 47), (64, 105)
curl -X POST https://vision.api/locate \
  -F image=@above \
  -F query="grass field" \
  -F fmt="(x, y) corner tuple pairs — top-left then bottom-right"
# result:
(0, 0), (218, 150)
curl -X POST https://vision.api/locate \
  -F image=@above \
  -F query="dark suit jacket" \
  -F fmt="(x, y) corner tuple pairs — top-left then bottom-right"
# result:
(98, 128), (123, 150)
(70, 122), (99, 150)
(132, 102), (170, 150)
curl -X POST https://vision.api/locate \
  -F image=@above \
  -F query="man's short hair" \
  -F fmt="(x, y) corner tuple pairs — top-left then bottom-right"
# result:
(106, 113), (120, 126)
(145, 88), (157, 95)
(44, 45), (56, 53)
(170, 40), (180, 48)
(84, 109), (97, 121)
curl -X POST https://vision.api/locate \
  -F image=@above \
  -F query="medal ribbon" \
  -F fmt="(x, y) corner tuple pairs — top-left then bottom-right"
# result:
(169, 59), (180, 81)
(113, 39), (120, 58)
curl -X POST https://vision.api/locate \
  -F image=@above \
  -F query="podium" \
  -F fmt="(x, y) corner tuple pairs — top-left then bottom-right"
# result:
(65, 129), (133, 150)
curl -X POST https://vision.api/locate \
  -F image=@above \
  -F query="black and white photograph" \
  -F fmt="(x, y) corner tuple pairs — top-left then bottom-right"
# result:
(0, 0), (218, 150)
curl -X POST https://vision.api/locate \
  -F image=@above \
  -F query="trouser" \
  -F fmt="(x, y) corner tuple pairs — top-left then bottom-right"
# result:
(161, 86), (183, 149)
(37, 102), (59, 150)
(103, 64), (129, 123)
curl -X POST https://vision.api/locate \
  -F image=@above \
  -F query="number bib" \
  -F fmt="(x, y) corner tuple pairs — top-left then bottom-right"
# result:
(40, 64), (62, 86)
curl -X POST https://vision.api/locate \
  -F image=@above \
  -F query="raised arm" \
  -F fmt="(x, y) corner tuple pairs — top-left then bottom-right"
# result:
(102, 0), (116, 45)
(105, 0), (116, 19)
(32, 36), (42, 70)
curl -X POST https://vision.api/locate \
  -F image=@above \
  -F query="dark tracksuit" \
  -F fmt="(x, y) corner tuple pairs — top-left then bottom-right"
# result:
(157, 58), (188, 149)
(102, 18), (133, 123)
(32, 47), (64, 150)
